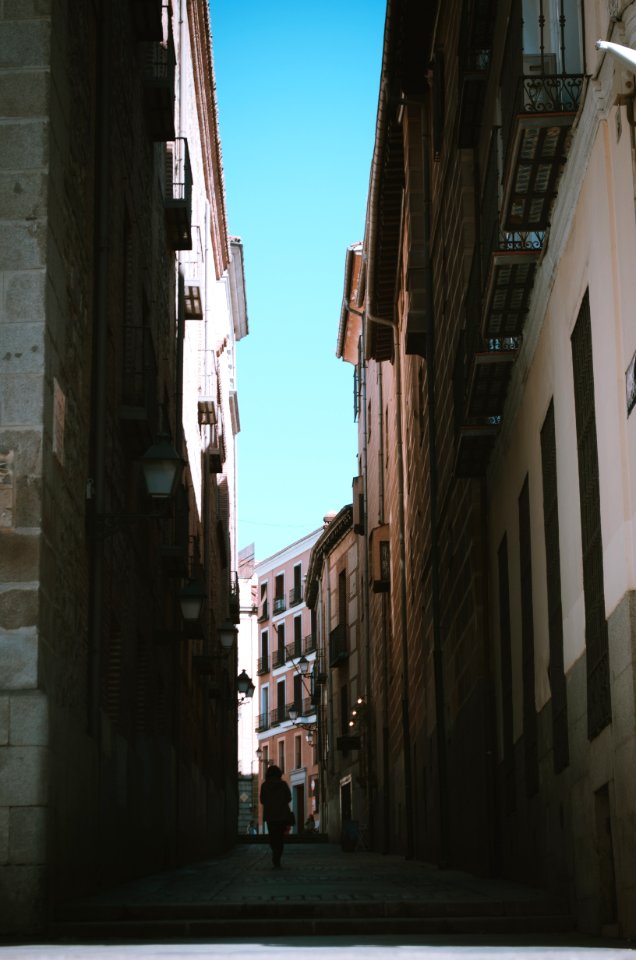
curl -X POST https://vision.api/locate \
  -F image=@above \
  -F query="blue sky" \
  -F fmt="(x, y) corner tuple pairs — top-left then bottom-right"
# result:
(210, 1), (386, 562)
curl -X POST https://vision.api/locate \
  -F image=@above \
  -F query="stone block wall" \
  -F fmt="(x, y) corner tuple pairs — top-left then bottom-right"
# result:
(0, 0), (52, 932)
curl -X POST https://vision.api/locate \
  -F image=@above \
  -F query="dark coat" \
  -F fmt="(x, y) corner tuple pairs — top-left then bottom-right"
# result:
(260, 775), (292, 822)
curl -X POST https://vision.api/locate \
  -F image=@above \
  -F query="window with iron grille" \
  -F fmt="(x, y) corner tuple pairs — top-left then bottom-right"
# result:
(518, 477), (539, 797)
(571, 291), (612, 739)
(498, 535), (515, 813)
(540, 400), (569, 772)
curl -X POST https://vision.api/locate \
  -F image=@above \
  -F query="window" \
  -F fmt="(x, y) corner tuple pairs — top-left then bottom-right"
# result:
(540, 400), (569, 771)
(273, 623), (285, 668)
(276, 679), (285, 723)
(338, 570), (347, 627)
(518, 477), (538, 797)
(294, 673), (303, 714)
(571, 291), (611, 739)
(278, 740), (285, 773)
(294, 616), (302, 656)
(294, 735), (302, 770)
(274, 573), (285, 613)
(498, 535), (515, 813)
(291, 564), (302, 606)
(258, 629), (269, 675)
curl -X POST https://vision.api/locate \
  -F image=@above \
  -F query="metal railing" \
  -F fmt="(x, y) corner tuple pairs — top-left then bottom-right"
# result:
(288, 586), (302, 607)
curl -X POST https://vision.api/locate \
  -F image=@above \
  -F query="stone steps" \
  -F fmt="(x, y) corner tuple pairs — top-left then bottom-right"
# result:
(50, 898), (573, 941)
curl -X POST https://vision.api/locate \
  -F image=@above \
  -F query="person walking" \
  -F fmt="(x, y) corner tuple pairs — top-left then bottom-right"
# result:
(259, 764), (293, 868)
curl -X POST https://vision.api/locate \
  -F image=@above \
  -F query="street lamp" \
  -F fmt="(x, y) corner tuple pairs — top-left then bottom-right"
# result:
(178, 577), (206, 621)
(218, 619), (238, 650)
(237, 669), (255, 699)
(140, 434), (183, 499)
(93, 433), (183, 538)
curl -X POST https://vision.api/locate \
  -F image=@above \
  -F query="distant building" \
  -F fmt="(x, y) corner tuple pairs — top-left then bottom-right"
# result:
(254, 528), (323, 832)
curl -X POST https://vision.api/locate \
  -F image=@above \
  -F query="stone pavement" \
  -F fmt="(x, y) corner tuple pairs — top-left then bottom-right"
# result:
(47, 840), (581, 941)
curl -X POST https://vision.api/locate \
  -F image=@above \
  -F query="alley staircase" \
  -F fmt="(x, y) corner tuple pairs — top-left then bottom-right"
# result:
(49, 842), (574, 941)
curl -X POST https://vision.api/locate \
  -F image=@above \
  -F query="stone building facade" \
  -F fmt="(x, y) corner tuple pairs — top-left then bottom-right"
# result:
(338, 0), (636, 937)
(0, 0), (247, 933)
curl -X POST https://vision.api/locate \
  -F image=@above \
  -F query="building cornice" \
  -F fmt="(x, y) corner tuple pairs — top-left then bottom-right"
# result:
(305, 505), (354, 609)
(187, 0), (229, 278)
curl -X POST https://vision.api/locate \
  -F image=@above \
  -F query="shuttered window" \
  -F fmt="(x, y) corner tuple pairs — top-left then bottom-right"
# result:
(571, 291), (611, 739)
(519, 477), (539, 796)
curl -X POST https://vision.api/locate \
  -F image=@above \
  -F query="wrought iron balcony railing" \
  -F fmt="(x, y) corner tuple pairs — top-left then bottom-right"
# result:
(272, 647), (285, 670)
(141, 19), (176, 141)
(288, 586), (303, 607)
(303, 633), (316, 654)
(257, 600), (268, 622)
(163, 137), (192, 250)
(285, 641), (303, 662)
(273, 596), (286, 614)
(270, 704), (287, 727)
(256, 713), (269, 733)
(257, 655), (269, 676)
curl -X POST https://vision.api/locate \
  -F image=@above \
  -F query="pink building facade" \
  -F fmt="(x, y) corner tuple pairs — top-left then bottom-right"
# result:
(254, 529), (323, 832)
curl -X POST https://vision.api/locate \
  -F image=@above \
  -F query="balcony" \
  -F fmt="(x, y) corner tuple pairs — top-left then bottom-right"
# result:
(499, 0), (583, 234)
(273, 596), (286, 615)
(256, 655), (269, 676)
(256, 713), (269, 733)
(289, 586), (303, 607)
(501, 73), (583, 232)
(301, 697), (315, 718)
(257, 600), (269, 622)
(482, 230), (543, 340)
(270, 705), (287, 728)
(303, 633), (316, 655)
(329, 624), (348, 668)
(285, 641), (302, 662)
(163, 138), (192, 250)
(141, 25), (176, 141)
(272, 648), (285, 670)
